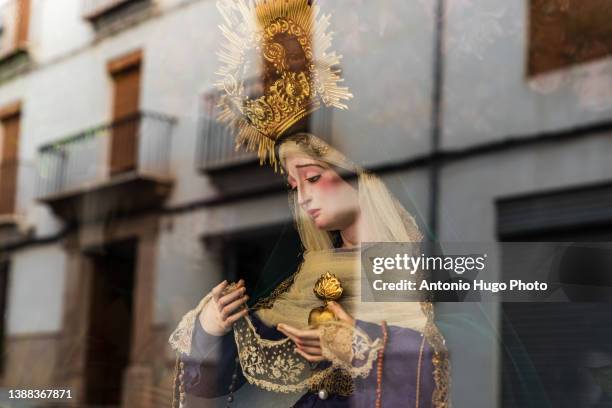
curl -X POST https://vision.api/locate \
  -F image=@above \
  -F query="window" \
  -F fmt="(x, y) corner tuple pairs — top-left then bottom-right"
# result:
(108, 50), (142, 175)
(0, 0), (30, 59)
(0, 102), (21, 216)
(82, 0), (152, 31)
(497, 184), (612, 406)
(529, 0), (612, 76)
(83, 0), (139, 19)
(205, 223), (302, 297)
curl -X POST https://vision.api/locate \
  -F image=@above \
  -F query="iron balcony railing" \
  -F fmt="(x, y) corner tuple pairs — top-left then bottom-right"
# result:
(196, 82), (332, 172)
(196, 114), (257, 171)
(0, 159), (35, 221)
(0, 0), (30, 58)
(37, 111), (175, 198)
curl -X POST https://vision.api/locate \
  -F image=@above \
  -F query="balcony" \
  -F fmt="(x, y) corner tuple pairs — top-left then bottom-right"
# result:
(0, 0), (30, 62)
(82, 0), (152, 33)
(195, 110), (290, 196)
(0, 160), (34, 244)
(37, 112), (175, 223)
(196, 115), (258, 172)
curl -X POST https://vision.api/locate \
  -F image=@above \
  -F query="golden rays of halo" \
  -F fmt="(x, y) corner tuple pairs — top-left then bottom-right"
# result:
(215, 0), (353, 170)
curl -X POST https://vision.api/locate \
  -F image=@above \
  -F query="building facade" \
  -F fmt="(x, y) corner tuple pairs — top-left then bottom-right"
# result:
(0, 0), (611, 407)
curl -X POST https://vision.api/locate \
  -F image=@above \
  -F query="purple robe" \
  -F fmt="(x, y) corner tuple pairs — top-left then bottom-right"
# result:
(180, 313), (436, 407)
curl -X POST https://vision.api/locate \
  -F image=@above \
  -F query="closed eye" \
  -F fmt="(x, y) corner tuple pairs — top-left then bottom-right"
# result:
(306, 175), (321, 183)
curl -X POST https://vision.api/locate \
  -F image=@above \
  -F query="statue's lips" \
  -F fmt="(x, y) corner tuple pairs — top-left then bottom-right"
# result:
(307, 209), (320, 219)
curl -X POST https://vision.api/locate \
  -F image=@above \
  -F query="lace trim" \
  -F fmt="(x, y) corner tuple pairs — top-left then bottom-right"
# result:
(168, 293), (212, 355)
(233, 315), (382, 394)
(319, 320), (383, 372)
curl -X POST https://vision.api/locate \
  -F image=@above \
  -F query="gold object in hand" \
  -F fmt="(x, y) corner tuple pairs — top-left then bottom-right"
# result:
(308, 272), (343, 326)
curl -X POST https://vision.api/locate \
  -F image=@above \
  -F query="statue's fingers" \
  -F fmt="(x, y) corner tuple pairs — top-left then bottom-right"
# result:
(219, 286), (246, 308)
(278, 324), (319, 340)
(277, 327), (304, 346)
(221, 295), (249, 320)
(295, 348), (324, 363)
(280, 330), (319, 347)
(225, 308), (248, 326)
(296, 345), (322, 355)
(212, 280), (228, 302)
(327, 301), (355, 325)
(297, 338), (320, 347)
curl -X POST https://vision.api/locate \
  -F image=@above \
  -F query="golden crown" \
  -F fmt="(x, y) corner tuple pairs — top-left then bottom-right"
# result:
(215, 0), (352, 169)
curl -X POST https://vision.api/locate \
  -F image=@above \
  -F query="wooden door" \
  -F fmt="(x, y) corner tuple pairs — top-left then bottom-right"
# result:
(0, 260), (9, 374)
(85, 240), (135, 405)
(109, 54), (141, 175)
(0, 111), (20, 215)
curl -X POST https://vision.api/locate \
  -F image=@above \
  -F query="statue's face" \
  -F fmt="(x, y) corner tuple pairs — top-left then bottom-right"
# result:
(284, 154), (359, 232)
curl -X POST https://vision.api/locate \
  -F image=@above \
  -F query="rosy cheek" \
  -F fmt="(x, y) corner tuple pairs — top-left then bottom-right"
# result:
(311, 174), (345, 219)
(315, 174), (343, 192)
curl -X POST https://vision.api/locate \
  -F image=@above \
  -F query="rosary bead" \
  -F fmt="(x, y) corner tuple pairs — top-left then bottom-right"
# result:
(375, 321), (389, 408)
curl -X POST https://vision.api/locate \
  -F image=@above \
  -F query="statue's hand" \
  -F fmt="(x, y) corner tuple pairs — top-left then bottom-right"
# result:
(277, 301), (354, 362)
(200, 279), (249, 336)
(326, 301), (356, 326)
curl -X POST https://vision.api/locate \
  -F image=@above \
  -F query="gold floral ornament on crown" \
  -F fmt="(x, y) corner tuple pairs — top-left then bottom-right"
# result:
(215, 0), (353, 170)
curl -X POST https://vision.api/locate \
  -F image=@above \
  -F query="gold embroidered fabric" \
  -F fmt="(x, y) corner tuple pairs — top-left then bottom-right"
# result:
(422, 302), (452, 408)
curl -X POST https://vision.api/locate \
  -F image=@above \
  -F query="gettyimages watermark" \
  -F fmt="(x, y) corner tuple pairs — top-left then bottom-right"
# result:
(361, 242), (612, 302)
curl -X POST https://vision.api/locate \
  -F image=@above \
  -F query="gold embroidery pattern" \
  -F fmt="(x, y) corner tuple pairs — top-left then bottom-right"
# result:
(251, 269), (300, 310)
(421, 302), (452, 408)
(292, 132), (330, 158)
(309, 368), (355, 397)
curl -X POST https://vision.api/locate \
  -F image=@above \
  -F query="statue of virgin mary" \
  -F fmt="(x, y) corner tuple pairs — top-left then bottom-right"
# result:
(169, 0), (451, 406)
